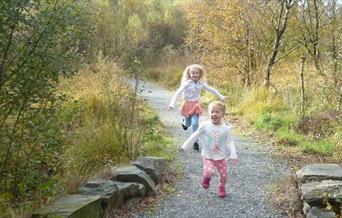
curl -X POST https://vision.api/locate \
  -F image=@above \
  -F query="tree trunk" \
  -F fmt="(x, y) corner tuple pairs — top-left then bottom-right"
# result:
(301, 0), (323, 74)
(300, 55), (306, 116)
(263, 0), (293, 87)
(245, 22), (251, 87)
(312, 0), (322, 73)
(337, 85), (342, 112)
(330, 0), (338, 86)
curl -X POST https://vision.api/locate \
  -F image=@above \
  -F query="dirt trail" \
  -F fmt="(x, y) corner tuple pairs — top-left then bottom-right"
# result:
(134, 79), (290, 218)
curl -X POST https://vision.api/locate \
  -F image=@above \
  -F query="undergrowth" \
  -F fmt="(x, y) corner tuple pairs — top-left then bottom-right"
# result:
(58, 60), (175, 192)
(0, 60), (176, 217)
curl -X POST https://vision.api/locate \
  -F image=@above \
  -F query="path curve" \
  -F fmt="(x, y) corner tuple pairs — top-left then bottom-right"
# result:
(134, 80), (290, 218)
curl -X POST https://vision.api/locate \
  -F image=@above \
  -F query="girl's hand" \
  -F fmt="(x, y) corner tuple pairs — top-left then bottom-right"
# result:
(231, 158), (239, 166)
(167, 106), (174, 111)
(222, 96), (227, 102)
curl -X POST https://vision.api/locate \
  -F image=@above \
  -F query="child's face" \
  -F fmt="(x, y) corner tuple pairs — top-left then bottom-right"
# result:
(210, 105), (224, 125)
(189, 69), (200, 82)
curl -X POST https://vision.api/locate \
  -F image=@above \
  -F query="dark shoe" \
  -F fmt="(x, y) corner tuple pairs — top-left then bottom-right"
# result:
(181, 123), (188, 131)
(202, 177), (211, 189)
(181, 118), (188, 130)
(193, 142), (199, 151)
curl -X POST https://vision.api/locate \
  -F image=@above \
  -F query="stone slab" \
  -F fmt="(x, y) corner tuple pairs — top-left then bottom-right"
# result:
(296, 164), (342, 184)
(32, 194), (103, 218)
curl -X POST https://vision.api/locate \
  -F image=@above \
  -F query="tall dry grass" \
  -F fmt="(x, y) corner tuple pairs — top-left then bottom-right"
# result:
(57, 59), (174, 193)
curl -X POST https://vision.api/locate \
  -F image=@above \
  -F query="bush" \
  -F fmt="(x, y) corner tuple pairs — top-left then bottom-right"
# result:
(59, 62), (140, 176)
(0, 0), (95, 204)
(58, 60), (174, 191)
(296, 111), (341, 140)
(255, 113), (284, 131)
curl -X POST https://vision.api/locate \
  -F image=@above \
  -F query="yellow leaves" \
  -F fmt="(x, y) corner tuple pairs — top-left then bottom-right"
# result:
(185, 0), (251, 62)
(184, 0), (276, 88)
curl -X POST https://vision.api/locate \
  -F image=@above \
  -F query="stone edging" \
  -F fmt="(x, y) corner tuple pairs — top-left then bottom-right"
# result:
(32, 156), (166, 218)
(296, 163), (342, 218)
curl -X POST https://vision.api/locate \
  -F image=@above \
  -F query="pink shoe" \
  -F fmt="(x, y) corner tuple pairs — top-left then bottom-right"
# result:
(218, 186), (227, 198)
(201, 177), (211, 189)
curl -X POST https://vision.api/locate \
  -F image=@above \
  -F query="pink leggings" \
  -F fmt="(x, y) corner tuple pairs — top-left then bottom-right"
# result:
(203, 158), (228, 187)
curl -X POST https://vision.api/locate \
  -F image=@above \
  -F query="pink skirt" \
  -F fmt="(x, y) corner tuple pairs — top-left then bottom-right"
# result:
(181, 101), (203, 118)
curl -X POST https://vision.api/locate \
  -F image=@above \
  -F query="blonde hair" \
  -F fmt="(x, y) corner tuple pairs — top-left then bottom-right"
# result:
(181, 64), (206, 83)
(208, 101), (226, 115)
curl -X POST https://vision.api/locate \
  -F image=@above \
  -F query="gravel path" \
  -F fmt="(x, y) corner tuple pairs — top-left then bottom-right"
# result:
(133, 79), (290, 218)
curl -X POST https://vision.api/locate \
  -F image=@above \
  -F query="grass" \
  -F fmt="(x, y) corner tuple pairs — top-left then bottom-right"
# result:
(233, 87), (287, 123)
(142, 52), (195, 89)
(275, 127), (303, 147)
(255, 113), (284, 131)
(144, 65), (183, 88)
(252, 110), (339, 157)
(56, 60), (175, 193)
(300, 140), (336, 156)
(140, 108), (176, 161)
(216, 85), (340, 160)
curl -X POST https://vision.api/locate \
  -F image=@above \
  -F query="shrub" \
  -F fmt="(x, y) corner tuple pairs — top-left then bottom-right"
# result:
(58, 60), (174, 188)
(255, 113), (284, 131)
(296, 111), (341, 140)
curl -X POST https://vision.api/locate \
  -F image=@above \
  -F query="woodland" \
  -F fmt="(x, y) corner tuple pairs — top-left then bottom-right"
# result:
(0, 0), (341, 216)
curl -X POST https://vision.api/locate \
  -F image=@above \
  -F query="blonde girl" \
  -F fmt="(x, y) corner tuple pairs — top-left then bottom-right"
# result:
(181, 101), (239, 198)
(168, 64), (226, 150)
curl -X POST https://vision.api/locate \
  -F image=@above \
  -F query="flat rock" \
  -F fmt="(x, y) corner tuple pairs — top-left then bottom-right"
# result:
(300, 180), (342, 204)
(111, 165), (156, 195)
(79, 179), (145, 209)
(32, 194), (102, 218)
(296, 164), (342, 184)
(132, 156), (166, 184)
(307, 207), (336, 218)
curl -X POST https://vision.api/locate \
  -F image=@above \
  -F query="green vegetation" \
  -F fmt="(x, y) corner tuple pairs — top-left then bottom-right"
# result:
(1, 0), (341, 216)
(58, 61), (174, 192)
(140, 108), (175, 160)
(229, 88), (302, 150)
(0, 0), (182, 214)
(0, 0), (95, 211)
(233, 86), (341, 159)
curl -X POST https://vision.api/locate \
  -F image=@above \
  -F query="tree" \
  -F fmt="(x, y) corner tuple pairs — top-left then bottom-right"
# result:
(185, 0), (264, 86)
(299, 0), (325, 74)
(0, 0), (94, 202)
(263, 0), (299, 87)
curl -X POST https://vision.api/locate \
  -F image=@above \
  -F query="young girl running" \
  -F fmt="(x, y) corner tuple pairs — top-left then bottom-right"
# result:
(167, 64), (226, 151)
(181, 101), (239, 198)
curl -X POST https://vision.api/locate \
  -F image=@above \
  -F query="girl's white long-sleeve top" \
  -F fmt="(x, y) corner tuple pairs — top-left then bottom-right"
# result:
(169, 80), (225, 109)
(181, 121), (238, 160)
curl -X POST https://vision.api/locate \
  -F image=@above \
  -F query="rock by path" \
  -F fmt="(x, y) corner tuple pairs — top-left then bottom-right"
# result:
(133, 79), (290, 218)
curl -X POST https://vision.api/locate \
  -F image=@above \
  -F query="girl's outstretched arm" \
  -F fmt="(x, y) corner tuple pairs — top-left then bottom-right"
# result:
(181, 125), (204, 150)
(169, 82), (186, 110)
(203, 83), (226, 101)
